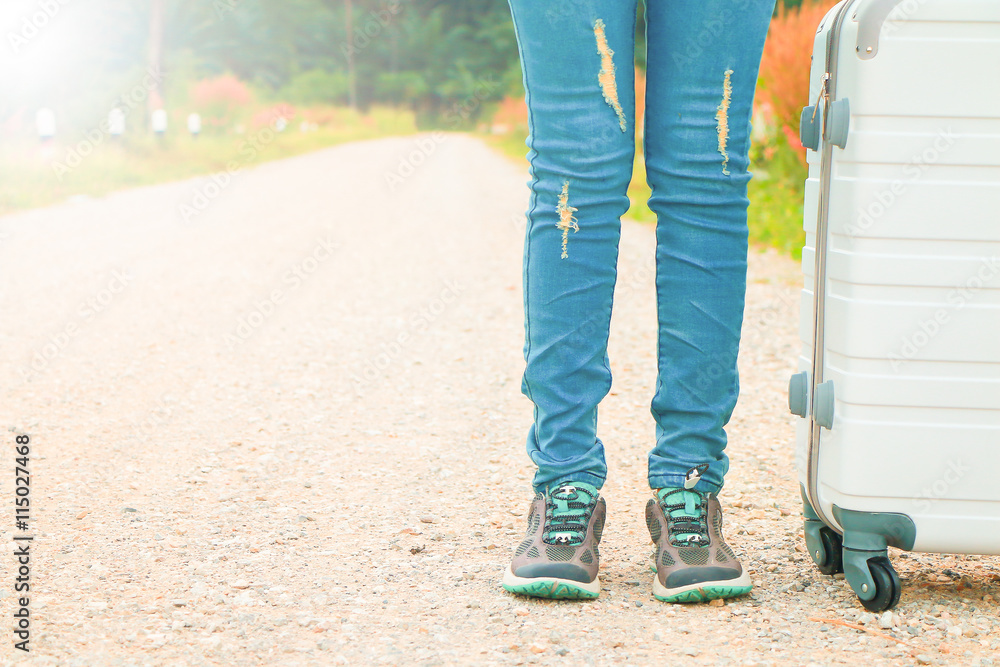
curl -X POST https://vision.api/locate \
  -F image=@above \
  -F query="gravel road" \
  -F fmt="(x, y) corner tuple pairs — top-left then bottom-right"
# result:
(0, 132), (997, 666)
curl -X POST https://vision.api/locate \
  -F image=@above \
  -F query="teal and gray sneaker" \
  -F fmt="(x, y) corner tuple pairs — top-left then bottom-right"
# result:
(645, 485), (752, 603)
(502, 481), (605, 600)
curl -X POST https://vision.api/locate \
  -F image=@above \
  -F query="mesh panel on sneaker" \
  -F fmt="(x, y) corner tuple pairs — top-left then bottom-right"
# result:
(527, 512), (540, 535)
(716, 547), (729, 563)
(593, 514), (604, 543)
(515, 539), (533, 558)
(545, 545), (576, 561)
(678, 547), (710, 566)
(580, 549), (593, 565)
(526, 545), (540, 559)
(661, 550), (675, 568)
(645, 503), (661, 543)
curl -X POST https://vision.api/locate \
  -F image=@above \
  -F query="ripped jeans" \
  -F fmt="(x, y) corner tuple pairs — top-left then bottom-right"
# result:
(507, 0), (775, 495)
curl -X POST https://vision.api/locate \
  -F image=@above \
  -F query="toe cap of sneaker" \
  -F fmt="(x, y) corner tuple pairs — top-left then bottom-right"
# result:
(513, 563), (594, 584)
(665, 566), (744, 589)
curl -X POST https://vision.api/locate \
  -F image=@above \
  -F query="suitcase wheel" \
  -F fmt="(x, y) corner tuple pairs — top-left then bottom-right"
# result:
(814, 527), (844, 576)
(834, 507), (913, 612)
(856, 556), (901, 613)
(801, 488), (844, 575)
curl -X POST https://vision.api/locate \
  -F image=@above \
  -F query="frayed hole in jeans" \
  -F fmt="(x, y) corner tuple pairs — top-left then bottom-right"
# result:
(594, 18), (626, 133)
(556, 180), (579, 260)
(716, 69), (734, 176)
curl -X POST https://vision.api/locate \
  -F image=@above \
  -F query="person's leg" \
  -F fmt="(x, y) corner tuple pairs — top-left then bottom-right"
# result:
(641, 0), (775, 602)
(508, 0), (639, 494)
(502, 0), (638, 600)
(644, 0), (774, 494)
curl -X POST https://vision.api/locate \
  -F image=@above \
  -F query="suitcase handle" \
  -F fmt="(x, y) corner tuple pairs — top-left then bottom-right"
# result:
(805, 0), (858, 533)
(853, 0), (905, 60)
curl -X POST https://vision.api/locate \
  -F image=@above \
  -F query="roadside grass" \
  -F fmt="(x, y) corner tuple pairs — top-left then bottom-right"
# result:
(0, 105), (417, 217)
(481, 129), (806, 260)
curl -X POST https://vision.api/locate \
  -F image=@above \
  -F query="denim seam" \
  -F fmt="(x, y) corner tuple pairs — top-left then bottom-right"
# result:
(509, 0), (537, 404)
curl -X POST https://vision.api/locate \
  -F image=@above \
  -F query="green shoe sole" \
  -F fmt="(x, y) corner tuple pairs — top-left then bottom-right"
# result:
(651, 565), (753, 603)
(653, 585), (752, 603)
(502, 580), (599, 600)
(502, 568), (601, 600)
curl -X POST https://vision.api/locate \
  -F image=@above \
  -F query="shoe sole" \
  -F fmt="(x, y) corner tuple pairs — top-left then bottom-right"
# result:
(502, 567), (600, 600)
(651, 568), (752, 603)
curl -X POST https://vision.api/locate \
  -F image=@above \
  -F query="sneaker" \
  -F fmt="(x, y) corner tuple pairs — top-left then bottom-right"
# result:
(502, 481), (605, 600)
(645, 484), (752, 603)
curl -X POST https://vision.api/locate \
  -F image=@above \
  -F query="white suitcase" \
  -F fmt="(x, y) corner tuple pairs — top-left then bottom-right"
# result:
(791, 0), (1000, 611)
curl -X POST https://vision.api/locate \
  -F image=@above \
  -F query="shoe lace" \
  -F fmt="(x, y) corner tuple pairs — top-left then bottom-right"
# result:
(660, 489), (710, 547)
(542, 484), (597, 546)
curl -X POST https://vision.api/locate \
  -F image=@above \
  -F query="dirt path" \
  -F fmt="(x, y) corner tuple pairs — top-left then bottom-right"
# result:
(0, 133), (997, 666)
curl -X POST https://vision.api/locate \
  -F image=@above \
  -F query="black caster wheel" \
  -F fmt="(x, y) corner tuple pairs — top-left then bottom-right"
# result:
(858, 557), (901, 612)
(816, 527), (844, 576)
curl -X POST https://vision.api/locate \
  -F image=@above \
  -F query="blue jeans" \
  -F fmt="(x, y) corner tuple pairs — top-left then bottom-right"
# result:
(508, 0), (775, 495)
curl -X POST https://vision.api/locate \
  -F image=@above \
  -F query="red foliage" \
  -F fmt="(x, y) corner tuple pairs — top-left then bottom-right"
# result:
(782, 123), (803, 151)
(758, 0), (840, 162)
(192, 75), (252, 107)
(491, 95), (528, 130)
(190, 75), (253, 126)
(251, 103), (297, 129)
